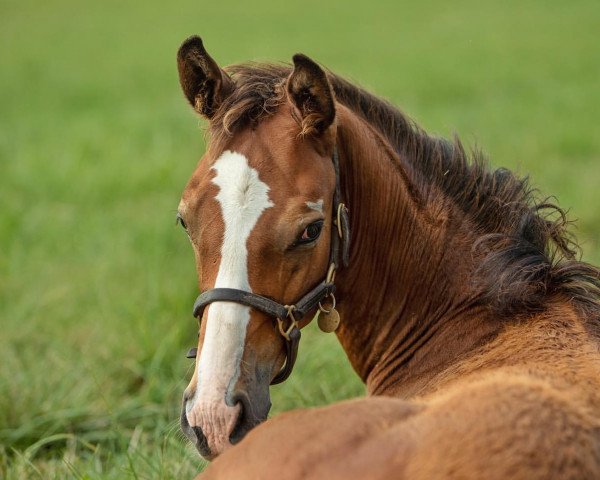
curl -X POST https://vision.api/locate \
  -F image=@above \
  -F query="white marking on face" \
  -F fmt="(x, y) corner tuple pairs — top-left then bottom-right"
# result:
(306, 199), (324, 213)
(186, 150), (274, 454)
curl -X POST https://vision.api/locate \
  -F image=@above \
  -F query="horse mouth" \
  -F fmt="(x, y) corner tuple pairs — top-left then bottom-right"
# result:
(180, 405), (213, 459)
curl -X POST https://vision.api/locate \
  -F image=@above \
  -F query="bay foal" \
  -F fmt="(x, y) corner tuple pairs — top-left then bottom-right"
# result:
(175, 37), (600, 478)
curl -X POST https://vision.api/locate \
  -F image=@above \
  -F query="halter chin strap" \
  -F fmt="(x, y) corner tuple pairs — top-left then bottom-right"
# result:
(186, 145), (350, 385)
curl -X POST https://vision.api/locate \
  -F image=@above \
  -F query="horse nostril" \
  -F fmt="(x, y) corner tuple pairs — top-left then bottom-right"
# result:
(229, 393), (251, 445)
(228, 391), (246, 413)
(227, 389), (271, 445)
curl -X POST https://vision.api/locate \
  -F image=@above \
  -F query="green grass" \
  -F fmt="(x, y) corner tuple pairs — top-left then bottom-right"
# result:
(1, 0), (599, 477)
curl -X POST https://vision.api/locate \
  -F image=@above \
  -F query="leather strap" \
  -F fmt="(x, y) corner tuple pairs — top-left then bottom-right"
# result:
(270, 326), (300, 384)
(193, 289), (289, 320)
(188, 326), (298, 385)
(192, 282), (335, 322)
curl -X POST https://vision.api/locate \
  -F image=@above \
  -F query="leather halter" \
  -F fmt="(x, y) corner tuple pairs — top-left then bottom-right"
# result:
(186, 146), (350, 385)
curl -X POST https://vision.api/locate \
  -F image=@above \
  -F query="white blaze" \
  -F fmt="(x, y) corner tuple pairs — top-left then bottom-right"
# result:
(186, 150), (273, 454)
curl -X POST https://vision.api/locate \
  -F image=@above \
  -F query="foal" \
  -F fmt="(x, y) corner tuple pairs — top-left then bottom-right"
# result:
(175, 37), (600, 477)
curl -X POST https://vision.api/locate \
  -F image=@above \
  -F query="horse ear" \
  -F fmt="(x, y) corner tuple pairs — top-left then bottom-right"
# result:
(287, 54), (335, 135)
(177, 36), (234, 118)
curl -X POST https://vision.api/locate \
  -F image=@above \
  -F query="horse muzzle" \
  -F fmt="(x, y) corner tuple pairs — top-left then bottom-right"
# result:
(181, 384), (271, 459)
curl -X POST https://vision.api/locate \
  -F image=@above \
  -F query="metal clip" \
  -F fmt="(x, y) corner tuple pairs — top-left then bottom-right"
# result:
(277, 305), (298, 341)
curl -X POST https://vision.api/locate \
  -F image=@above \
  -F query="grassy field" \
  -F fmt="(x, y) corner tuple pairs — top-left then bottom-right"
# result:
(1, 0), (599, 478)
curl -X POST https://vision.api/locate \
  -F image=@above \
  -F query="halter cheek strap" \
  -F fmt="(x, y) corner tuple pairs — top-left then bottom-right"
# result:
(186, 146), (350, 385)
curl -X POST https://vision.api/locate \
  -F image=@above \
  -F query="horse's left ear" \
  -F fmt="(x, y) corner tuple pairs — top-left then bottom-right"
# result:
(287, 54), (336, 136)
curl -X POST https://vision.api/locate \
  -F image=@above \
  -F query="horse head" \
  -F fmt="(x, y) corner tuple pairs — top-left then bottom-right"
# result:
(176, 36), (344, 459)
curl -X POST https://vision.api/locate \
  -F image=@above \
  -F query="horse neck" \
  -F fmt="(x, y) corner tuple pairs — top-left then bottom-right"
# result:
(333, 107), (501, 398)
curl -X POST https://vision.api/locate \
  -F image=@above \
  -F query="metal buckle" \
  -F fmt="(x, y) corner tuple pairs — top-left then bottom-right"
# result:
(277, 305), (298, 341)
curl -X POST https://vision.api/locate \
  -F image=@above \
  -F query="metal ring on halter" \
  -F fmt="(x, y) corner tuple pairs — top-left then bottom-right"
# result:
(277, 306), (298, 341)
(318, 293), (336, 314)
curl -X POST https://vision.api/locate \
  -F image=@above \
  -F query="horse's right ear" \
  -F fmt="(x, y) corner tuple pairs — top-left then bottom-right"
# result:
(177, 36), (234, 118)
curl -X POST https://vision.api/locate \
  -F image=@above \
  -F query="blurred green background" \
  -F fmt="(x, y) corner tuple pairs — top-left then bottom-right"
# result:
(1, 0), (598, 478)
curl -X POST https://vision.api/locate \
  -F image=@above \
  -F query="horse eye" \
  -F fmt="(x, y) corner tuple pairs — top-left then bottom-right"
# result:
(176, 214), (187, 230)
(297, 220), (324, 245)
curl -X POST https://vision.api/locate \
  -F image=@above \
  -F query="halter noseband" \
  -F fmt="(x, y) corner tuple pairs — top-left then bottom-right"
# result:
(186, 146), (350, 385)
